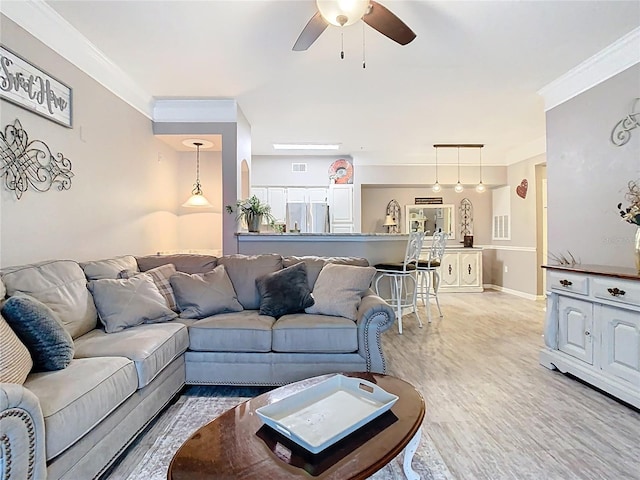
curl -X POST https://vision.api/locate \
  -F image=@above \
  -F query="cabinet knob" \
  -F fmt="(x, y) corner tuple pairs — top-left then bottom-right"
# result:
(585, 330), (591, 336)
(607, 287), (626, 297)
(559, 279), (573, 287)
(448, 265), (452, 275)
(468, 264), (472, 275)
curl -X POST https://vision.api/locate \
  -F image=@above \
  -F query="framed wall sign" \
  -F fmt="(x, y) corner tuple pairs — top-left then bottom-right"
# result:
(0, 45), (73, 128)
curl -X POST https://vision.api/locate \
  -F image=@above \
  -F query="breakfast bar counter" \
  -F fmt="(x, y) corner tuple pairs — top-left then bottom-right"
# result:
(235, 233), (411, 266)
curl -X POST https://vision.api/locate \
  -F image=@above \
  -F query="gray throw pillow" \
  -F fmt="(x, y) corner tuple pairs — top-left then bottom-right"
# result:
(1, 293), (74, 371)
(119, 263), (178, 311)
(170, 265), (243, 319)
(256, 262), (315, 319)
(305, 264), (376, 320)
(87, 274), (177, 333)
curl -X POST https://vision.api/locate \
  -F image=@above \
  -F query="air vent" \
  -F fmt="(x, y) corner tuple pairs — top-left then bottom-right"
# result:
(291, 163), (307, 173)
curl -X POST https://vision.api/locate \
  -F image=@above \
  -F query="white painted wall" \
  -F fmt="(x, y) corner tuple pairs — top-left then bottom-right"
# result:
(252, 155), (351, 188)
(0, 16), (181, 267)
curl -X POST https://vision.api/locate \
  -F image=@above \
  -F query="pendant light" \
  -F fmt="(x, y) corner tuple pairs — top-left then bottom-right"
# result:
(476, 145), (486, 193)
(182, 140), (213, 208)
(432, 145), (442, 192)
(454, 146), (464, 193)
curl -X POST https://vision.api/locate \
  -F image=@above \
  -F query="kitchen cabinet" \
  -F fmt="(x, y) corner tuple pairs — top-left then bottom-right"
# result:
(540, 265), (640, 408)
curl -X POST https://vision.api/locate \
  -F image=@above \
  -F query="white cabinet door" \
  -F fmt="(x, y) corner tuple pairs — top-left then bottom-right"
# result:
(460, 252), (480, 287)
(307, 188), (328, 203)
(440, 252), (459, 287)
(286, 188), (306, 203)
(558, 297), (593, 364)
(267, 187), (287, 224)
(599, 305), (640, 386)
(332, 224), (354, 233)
(251, 187), (268, 204)
(329, 185), (354, 224)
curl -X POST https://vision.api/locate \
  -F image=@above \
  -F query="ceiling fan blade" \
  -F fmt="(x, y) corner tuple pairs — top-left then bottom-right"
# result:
(363, 1), (416, 46)
(293, 11), (329, 51)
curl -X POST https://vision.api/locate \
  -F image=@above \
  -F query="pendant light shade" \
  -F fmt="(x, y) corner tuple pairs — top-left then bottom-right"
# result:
(182, 141), (213, 208)
(432, 145), (442, 192)
(454, 146), (464, 193)
(476, 146), (486, 193)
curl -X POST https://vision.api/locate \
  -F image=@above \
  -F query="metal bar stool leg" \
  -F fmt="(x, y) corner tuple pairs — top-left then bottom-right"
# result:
(433, 270), (443, 318)
(411, 273), (423, 328)
(392, 275), (403, 334)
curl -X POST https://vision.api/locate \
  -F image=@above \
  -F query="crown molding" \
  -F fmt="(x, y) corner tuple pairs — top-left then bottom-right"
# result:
(1, 0), (153, 118)
(538, 27), (640, 111)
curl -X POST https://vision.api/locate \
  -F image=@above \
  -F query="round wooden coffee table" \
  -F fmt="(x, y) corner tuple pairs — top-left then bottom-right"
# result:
(168, 372), (425, 480)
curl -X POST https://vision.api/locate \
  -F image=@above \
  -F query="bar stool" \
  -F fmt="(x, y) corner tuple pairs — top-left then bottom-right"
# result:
(416, 231), (448, 323)
(374, 232), (425, 334)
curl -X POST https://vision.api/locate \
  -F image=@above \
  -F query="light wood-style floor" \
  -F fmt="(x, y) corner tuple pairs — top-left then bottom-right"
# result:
(388, 291), (640, 480)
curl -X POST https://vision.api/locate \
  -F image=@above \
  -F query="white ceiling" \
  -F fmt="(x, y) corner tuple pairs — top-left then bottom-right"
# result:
(44, 0), (640, 165)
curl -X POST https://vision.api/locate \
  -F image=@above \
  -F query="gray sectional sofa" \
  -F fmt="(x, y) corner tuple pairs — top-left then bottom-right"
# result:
(0, 253), (395, 480)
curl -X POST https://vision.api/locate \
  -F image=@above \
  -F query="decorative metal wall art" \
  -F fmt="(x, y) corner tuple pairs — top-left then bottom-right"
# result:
(516, 179), (528, 199)
(611, 98), (640, 147)
(459, 198), (473, 236)
(0, 45), (73, 128)
(1, 119), (73, 199)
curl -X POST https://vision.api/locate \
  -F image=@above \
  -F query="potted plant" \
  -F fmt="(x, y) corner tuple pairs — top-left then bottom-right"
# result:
(617, 180), (640, 273)
(226, 195), (276, 233)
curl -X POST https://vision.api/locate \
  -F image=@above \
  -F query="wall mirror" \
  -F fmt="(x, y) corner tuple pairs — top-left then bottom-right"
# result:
(405, 204), (455, 239)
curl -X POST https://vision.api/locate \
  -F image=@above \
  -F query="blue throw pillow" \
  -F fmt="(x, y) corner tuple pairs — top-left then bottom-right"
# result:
(1, 293), (74, 372)
(256, 262), (315, 319)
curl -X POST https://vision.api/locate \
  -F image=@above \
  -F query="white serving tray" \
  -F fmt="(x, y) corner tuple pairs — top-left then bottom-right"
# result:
(256, 374), (398, 454)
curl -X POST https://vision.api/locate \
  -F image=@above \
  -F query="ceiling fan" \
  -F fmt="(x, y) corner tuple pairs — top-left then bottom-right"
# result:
(293, 0), (416, 51)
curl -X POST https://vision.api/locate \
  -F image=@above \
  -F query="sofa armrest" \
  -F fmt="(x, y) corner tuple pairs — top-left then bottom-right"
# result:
(0, 383), (46, 480)
(355, 292), (396, 374)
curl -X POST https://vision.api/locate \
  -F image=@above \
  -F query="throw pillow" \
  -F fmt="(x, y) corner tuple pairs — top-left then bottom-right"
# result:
(305, 264), (376, 321)
(119, 263), (178, 311)
(1, 293), (74, 372)
(87, 275), (177, 333)
(170, 265), (243, 319)
(256, 262), (315, 319)
(0, 314), (33, 383)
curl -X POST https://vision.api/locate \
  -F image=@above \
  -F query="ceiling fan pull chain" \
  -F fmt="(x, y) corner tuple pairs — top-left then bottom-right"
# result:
(340, 30), (344, 59)
(362, 21), (366, 69)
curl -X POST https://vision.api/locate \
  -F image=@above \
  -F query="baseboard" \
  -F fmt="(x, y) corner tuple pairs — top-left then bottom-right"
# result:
(484, 284), (543, 301)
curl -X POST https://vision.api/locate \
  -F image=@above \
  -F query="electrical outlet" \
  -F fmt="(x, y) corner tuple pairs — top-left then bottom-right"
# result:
(504, 266), (508, 273)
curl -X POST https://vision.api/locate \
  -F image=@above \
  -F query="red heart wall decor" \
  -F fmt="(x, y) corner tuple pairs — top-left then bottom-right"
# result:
(516, 179), (528, 199)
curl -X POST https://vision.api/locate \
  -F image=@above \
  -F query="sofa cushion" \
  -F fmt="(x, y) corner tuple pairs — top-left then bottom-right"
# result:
(88, 275), (178, 333)
(188, 310), (275, 352)
(24, 357), (137, 460)
(136, 254), (217, 274)
(1, 293), (74, 371)
(272, 313), (358, 353)
(0, 276), (5, 299)
(217, 254), (283, 309)
(74, 322), (189, 388)
(305, 264), (376, 320)
(283, 256), (370, 289)
(170, 266), (243, 319)
(119, 263), (178, 311)
(0, 314), (33, 383)
(256, 262), (315, 319)
(1, 260), (97, 339)
(80, 255), (139, 280)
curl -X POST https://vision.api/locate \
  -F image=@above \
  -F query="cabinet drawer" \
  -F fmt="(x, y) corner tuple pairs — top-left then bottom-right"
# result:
(592, 278), (640, 308)
(548, 271), (588, 295)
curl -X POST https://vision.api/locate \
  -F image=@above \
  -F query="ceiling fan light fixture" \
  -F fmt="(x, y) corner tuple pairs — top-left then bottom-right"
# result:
(317, 0), (370, 27)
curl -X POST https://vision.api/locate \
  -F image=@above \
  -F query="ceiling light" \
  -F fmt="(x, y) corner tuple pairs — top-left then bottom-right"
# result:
(454, 146), (464, 193)
(182, 141), (213, 208)
(432, 145), (441, 192)
(316, 0), (370, 27)
(273, 143), (340, 150)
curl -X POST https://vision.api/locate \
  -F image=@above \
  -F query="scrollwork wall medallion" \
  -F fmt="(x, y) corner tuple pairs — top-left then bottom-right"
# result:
(0, 119), (73, 199)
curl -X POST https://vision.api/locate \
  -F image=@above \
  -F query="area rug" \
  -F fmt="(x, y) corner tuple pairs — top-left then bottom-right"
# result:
(119, 392), (452, 480)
